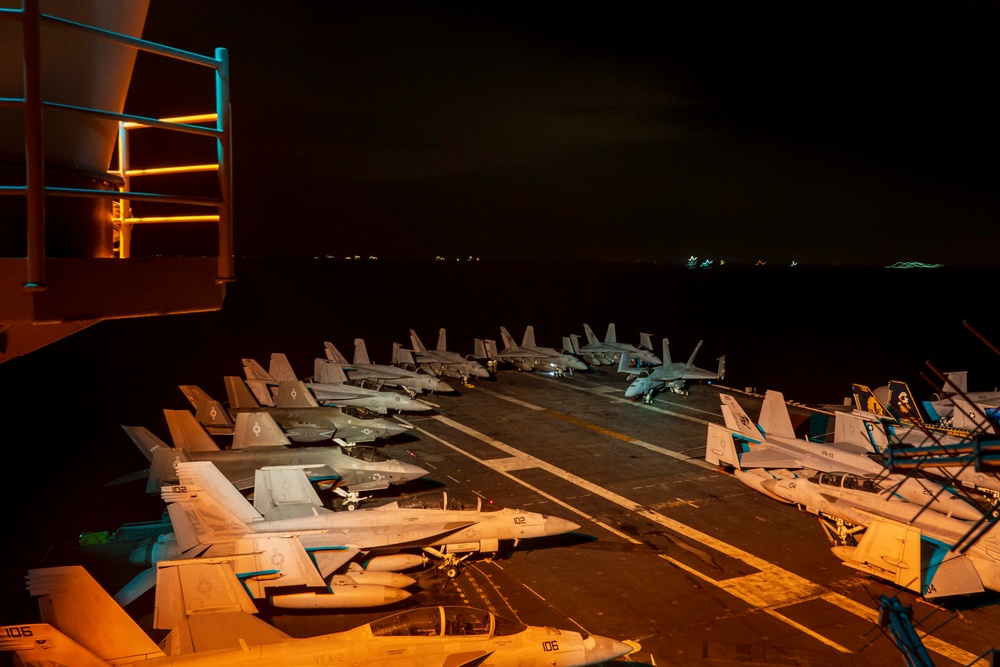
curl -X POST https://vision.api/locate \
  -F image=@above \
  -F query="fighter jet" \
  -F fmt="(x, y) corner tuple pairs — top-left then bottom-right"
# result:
(243, 354), (435, 415)
(397, 328), (491, 384)
(323, 339), (454, 395)
(498, 325), (588, 375)
(570, 323), (661, 368)
(180, 378), (412, 443)
(706, 401), (1000, 598)
(709, 390), (983, 520)
(153, 461), (580, 580)
(924, 370), (1000, 421)
(4, 564), (635, 667)
(618, 338), (725, 403)
(124, 409), (428, 505)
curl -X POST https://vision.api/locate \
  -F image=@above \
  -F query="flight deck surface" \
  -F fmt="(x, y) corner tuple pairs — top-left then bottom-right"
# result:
(4, 366), (997, 666)
(267, 368), (998, 666)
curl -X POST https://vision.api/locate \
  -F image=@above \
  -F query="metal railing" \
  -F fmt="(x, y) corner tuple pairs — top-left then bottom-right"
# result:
(0, 0), (233, 287)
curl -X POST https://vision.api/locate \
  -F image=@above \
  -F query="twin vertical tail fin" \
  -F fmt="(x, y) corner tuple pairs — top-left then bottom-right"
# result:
(224, 376), (261, 410)
(604, 323), (618, 344)
(409, 329), (428, 353)
(522, 325), (537, 348)
(268, 353), (299, 382)
(393, 342), (416, 366)
(758, 390), (795, 439)
(684, 340), (704, 368)
(315, 358), (349, 384)
(436, 328), (447, 352)
(886, 380), (926, 423)
(353, 338), (372, 365)
(178, 385), (235, 431)
(162, 461), (261, 551)
(583, 323), (600, 346)
(719, 394), (763, 441)
(499, 327), (517, 350)
(851, 383), (894, 420)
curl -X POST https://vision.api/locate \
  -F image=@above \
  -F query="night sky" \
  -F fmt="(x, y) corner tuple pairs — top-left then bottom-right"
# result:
(129, 2), (999, 266)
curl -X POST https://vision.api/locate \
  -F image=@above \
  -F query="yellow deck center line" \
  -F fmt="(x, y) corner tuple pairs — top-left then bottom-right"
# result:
(420, 411), (982, 666)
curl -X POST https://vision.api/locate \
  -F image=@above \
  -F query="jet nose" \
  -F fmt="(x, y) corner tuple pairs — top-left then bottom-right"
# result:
(400, 462), (429, 481)
(383, 420), (413, 436)
(582, 635), (636, 663)
(543, 515), (581, 536)
(382, 586), (412, 605)
(624, 383), (642, 398)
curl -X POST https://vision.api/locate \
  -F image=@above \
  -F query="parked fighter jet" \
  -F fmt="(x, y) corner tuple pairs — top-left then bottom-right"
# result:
(155, 461), (580, 580)
(180, 378), (411, 443)
(498, 326), (588, 375)
(706, 396), (1000, 598)
(398, 328), (491, 383)
(710, 391), (983, 519)
(570, 323), (661, 367)
(243, 354), (435, 415)
(618, 338), (724, 403)
(323, 340), (454, 395)
(924, 370), (1000, 421)
(3, 564), (635, 667)
(124, 409), (427, 504)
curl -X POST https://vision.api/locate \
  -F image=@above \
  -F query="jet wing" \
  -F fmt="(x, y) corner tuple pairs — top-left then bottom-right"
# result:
(154, 559), (260, 632)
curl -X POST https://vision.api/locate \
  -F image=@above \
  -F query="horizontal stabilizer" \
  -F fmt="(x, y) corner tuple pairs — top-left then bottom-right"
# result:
(230, 536), (327, 599)
(154, 559), (259, 631)
(834, 516), (923, 593)
(738, 446), (800, 470)
(924, 550), (985, 598)
(254, 466), (325, 515)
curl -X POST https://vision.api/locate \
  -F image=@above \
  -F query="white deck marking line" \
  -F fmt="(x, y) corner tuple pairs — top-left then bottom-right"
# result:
(407, 421), (642, 546)
(422, 414), (982, 666)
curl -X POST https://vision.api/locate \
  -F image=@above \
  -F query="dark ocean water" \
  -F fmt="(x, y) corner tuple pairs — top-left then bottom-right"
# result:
(2, 259), (998, 619)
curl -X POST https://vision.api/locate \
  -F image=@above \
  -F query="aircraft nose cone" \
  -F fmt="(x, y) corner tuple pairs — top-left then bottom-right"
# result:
(543, 516), (581, 536)
(624, 383), (642, 398)
(384, 421), (413, 436)
(401, 462), (429, 481)
(382, 587), (412, 604)
(759, 479), (778, 494)
(583, 635), (636, 663)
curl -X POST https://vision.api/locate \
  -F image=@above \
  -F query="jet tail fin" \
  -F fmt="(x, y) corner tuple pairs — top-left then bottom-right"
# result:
(268, 353), (299, 382)
(562, 335), (578, 355)
(324, 341), (349, 364)
(224, 376), (261, 410)
(949, 397), (997, 434)
(164, 409), (219, 452)
(638, 332), (654, 351)
(887, 380), (926, 423)
(852, 383), (894, 420)
(273, 381), (320, 408)
(943, 371), (968, 395)
(393, 343), (416, 366)
(314, 358), (349, 384)
(719, 394), (763, 441)
(499, 327), (517, 350)
(835, 410), (890, 453)
(604, 323), (618, 344)
(436, 328), (447, 352)
(716, 355), (726, 380)
(408, 329), (427, 353)
(353, 338), (372, 365)
(685, 340), (704, 367)
(583, 324), (600, 346)
(148, 446), (193, 493)
(616, 349), (635, 374)
(178, 385), (234, 431)
(245, 379), (275, 406)
(758, 390), (795, 439)
(522, 325), (537, 347)
(232, 412), (290, 449)
(23, 567), (163, 663)
(661, 338), (673, 366)
(242, 358), (275, 383)
(163, 462), (263, 544)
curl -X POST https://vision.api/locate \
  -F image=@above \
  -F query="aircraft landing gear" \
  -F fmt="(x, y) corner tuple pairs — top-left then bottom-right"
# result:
(816, 513), (864, 547)
(423, 546), (472, 578)
(643, 392), (654, 405)
(333, 488), (369, 511)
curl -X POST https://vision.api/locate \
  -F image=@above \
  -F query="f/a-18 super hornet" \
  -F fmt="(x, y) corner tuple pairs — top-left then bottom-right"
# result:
(156, 461), (580, 580)
(395, 328), (490, 384)
(180, 378), (411, 443)
(618, 338), (725, 403)
(566, 323), (661, 367)
(706, 393), (1000, 598)
(498, 325), (588, 375)
(707, 390), (983, 520)
(243, 353), (435, 415)
(124, 408), (427, 506)
(3, 564), (635, 667)
(323, 339), (454, 395)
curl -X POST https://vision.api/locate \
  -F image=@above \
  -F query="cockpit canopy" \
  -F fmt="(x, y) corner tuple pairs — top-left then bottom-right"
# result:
(810, 471), (882, 494)
(396, 492), (501, 512)
(369, 606), (527, 638)
(341, 444), (393, 463)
